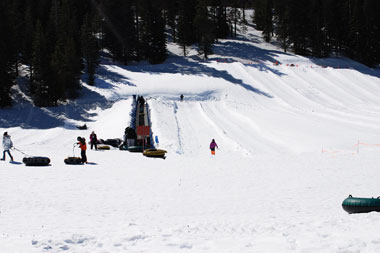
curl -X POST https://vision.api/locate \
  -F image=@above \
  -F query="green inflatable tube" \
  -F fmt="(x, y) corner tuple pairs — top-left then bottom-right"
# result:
(127, 146), (144, 152)
(342, 195), (380, 214)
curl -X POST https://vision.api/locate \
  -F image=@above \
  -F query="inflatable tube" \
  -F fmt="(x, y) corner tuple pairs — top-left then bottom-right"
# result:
(97, 145), (111, 150)
(342, 195), (380, 214)
(64, 157), (83, 165)
(143, 148), (167, 158)
(23, 156), (51, 166)
(103, 139), (121, 148)
(127, 146), (144, 153)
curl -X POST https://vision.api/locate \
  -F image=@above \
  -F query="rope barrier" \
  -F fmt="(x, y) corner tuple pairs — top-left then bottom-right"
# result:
(323, 141), (380, 156)
(356, 142), (380, 147)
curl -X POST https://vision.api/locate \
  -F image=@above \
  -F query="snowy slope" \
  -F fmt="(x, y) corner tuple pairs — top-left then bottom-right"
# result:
(1, 15), (380, 253)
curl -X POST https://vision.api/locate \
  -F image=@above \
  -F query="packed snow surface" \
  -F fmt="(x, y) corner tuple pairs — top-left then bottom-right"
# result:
(2, 19), (380, 252)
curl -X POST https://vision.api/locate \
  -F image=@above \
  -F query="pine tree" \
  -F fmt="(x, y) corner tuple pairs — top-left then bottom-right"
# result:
(273, 0), (290, 52)
(252, 0), (266, 30)
(31, 20), (50, 106)
(0, 0), (17, 107)
(162, 0), (179, 42)
(194, 0), (215, 60)
(177, 0), (197, 56)
(81, 14), (100, 86)
(139, 0), (167, 64)
(229, 0), (241, 37)
(309, 0), (326, 57)
(22, 6), (35, 67)
(9, 0), (25, 77)
(210, 0), (230, 39)
(102, 0), (137, 64)
(262, 0), (273, 42)
(287, 0), (310, 55)
(349, 0), (380, 66)
(56, 0), (81, 100)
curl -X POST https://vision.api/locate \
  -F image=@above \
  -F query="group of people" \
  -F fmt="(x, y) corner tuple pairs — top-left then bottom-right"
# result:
(1, 129), (220, 163)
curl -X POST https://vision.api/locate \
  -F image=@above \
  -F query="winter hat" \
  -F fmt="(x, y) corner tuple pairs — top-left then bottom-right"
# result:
(4, 132), (8, 136)
(77, 136), (81, 141)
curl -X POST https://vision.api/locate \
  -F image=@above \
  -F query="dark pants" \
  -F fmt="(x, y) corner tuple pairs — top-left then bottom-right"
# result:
(91, 142), (97, 150)
(81, 150), (87, 163)
(2, 150), (13, 160)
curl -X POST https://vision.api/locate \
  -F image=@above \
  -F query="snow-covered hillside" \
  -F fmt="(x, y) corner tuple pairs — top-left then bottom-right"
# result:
(1, 18), (380, 252)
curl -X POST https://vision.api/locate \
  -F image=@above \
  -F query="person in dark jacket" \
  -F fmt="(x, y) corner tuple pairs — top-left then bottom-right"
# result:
(77, 137), (87, 163)
(124, 127), (137, 147)
(209, 139), (219, 155)
(89, 131), (98, 150)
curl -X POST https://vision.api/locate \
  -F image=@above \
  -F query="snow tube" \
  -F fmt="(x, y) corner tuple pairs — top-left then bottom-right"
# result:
(143, 148), (167, 158)
(97, 145), (111, 150)
(103, 139), (121, 148)
(23, 156), (51, 166)
(342, 195), (380, 214)
(64, 157), (83, 165)
(127, 146), (144, 152)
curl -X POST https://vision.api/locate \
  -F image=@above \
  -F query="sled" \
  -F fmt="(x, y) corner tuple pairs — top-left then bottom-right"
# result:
(342, 195), (380, 214)
(64, 157), (83, 165)
(127, 146), (144, 152)
(143, 148), (167, 159)
(97, 144), (111, 150)
(103, 139), (122, 148)
(77, 124), (87, 130)
(22, 156), (51, 166)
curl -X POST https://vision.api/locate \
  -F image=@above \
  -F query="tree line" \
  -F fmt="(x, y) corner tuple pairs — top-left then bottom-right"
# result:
(0, 0), (253, 108)
(253, 0), (380, 66)
(1, 0), (379, 108)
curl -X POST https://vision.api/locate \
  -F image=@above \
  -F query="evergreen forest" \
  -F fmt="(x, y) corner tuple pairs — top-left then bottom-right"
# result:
(0, 0), (379, 108)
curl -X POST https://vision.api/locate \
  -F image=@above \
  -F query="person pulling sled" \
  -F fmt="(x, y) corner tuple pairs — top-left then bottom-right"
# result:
(1, 132), (14, 161)
(77, 137), (87, 163)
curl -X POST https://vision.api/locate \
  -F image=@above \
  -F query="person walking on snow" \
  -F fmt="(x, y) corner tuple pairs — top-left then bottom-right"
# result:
(1, 132), (14, 161)
(89, 131), (98, 150)
(209, 139), (219, 155)
(77, 137), (87, 163)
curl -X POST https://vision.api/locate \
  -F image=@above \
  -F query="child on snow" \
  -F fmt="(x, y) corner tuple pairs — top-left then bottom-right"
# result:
(1, 132), (14, 161)
(77, 137), (87, 163)
(209, 139), (219, 155)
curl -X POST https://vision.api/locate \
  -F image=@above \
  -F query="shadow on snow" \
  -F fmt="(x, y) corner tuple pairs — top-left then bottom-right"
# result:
(117, 54), (273, 98)
(0, 84), (114, 129)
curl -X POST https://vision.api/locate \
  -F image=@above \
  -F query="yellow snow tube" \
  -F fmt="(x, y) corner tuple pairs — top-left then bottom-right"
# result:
(143, 148), (167, 158)
(98, 145), (111, 150)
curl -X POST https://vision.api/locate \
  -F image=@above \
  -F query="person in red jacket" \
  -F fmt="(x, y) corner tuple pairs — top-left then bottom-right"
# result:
(77, 137), (87, 163)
